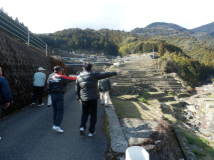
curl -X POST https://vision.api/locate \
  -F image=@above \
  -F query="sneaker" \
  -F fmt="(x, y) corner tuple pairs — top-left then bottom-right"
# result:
(52, 125), (56, 130)
(80, 127), (85, 135)
(53, 126), (64, 133)
(88, 132), (96, 137)
(105, 105), (109, 108)
(31, 103), (35, 106)
(47, 105), (51, 107)
(38, 103), (44, 106)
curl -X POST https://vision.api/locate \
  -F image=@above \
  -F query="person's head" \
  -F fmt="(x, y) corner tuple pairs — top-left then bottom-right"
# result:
(54, 66), (64, 74)
(83, 62), (92, 71)
(38, 67), (45, 73)
(0, 67), (2, 76)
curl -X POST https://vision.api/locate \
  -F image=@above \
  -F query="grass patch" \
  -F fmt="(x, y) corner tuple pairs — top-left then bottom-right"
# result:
(138, 90), (150, 104)
(163, 114), (177, 123)
(147, 99), (160, 108)
(175, 126), (214, 159)
(206, 93), (214, 98)
(138, 96), (148, 104)
(111, 99), (142, 119)
(177, 127), (210, 145)
(118, 95), (140, 101)
(193, 149), (206, 157)
(167, 91), (175, 96)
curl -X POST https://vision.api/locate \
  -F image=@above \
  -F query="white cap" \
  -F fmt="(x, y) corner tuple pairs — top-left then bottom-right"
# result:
(38, 67), (45, 71)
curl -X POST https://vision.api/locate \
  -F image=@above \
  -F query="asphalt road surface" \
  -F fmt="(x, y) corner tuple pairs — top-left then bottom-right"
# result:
(0, 83), (108, 160)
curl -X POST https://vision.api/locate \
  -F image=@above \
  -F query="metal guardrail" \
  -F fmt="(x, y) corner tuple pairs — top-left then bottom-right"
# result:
(0, 12), (47, 55)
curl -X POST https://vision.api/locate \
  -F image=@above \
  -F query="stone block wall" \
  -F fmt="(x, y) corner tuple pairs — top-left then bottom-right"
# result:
(143, 140), (176, 160)
(111, 85), (143, 96)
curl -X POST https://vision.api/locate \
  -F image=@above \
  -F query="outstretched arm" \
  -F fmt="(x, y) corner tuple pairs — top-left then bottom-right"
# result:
(95, 71), (119, 80)
(61, 75), (77, 83)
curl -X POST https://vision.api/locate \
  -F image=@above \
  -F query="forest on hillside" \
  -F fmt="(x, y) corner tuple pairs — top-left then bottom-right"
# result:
(150, 36), (214, 66)
(118, 35), (214, 85)
(128, 23), (214, 84)
(36, 29), (134, 56)
(124, 37), (213, 84)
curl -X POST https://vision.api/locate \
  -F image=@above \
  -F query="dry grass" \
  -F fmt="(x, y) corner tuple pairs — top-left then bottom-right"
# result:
(111, 99), (143, 119)
(112, 99), (162, 120)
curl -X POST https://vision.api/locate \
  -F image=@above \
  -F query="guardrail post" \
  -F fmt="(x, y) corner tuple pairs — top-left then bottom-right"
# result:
(28, 29), (30, 47)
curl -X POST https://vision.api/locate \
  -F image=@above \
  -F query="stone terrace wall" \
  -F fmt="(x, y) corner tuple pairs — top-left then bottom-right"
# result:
(0, 31), (54, 117)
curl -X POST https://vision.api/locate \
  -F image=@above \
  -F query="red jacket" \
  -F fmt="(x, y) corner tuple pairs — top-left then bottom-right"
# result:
(48, 73), (77, 93)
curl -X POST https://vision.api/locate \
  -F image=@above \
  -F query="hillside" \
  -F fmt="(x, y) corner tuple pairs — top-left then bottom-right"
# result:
(190, 22), (214, 34)
(130, 22), (214, 68)
(145, 22), (190, 32)
(35, 24), (214, 84)
(150, 34), (214, 63)
(36, 28), (132, 56)
(131, 22), (214, 38)
(36, 21), (214, 65)
(2, 4), (212, 84)
(131, 22), (193, 38)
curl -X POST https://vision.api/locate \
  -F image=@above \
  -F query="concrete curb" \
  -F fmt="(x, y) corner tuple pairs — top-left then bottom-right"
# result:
(105, 99), (129, 152)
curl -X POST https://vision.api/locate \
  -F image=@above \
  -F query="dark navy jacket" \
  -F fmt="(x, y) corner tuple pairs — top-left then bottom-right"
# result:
(47, 73), (77, 93)
(76, 71), (117, 101)
(0, 76), (12, 105)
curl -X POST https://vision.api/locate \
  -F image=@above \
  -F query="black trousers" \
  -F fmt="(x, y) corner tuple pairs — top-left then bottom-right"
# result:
(80, 99), (97, 134)
(32, 86), (44, 104)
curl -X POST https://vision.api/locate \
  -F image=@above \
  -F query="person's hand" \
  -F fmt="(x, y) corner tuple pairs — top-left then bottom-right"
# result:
(116, 71), (121, 75)
(5, 103), (10, 107)
(78, 99), (81, 102)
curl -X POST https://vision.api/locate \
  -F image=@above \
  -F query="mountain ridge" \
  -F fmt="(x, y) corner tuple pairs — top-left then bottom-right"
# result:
(190, 22), (214, 34)
(131, 22), (214, 37)
(145, 22), (192, 33)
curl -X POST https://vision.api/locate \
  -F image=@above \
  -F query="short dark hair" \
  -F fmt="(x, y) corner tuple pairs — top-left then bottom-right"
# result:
(83, 63), (92, 71)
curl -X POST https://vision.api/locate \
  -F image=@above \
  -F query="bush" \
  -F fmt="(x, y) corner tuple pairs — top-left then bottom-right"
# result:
(138, 90), (150, 104)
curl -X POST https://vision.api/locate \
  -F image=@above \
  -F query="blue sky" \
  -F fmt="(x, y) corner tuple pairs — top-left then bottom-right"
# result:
(1, 0), (213, 34)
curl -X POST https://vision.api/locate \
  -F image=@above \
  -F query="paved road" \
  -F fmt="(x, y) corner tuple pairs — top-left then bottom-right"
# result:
(0, 83), (108, 160)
